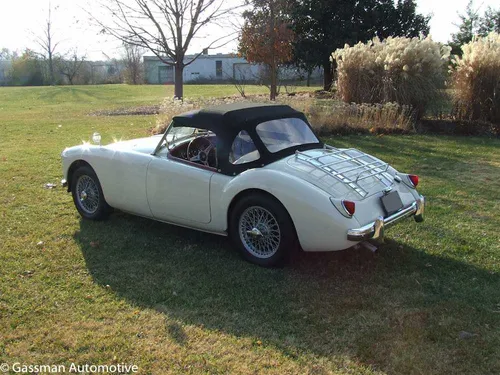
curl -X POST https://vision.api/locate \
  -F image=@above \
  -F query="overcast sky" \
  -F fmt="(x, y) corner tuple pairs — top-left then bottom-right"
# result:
(0, 0), (498, 60)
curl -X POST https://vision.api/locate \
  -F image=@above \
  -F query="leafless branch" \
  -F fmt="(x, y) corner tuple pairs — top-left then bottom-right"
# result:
(88, 0), (245, 97)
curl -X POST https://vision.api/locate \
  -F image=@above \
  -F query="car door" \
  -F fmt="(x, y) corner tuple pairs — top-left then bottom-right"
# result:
(146, 153), (214, 224)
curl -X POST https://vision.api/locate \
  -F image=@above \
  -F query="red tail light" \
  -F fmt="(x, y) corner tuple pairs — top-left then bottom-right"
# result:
(342, 200), (356, 216)
(408, 174), (419, 187)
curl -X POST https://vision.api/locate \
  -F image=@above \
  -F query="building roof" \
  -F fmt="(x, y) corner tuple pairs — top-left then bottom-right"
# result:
(143, 53), (241, 61)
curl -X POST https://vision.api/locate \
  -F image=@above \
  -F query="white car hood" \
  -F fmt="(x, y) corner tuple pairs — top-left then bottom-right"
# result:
(105, 135), (162, 154)
(266, 148), (396, 200)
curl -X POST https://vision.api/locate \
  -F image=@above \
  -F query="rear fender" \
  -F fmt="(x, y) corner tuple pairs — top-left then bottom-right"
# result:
(211, 168), (361, 251)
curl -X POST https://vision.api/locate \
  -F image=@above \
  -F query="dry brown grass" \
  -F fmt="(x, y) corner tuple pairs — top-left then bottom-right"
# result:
(154, 94), (415, 135)
(295, 100), (414, 135)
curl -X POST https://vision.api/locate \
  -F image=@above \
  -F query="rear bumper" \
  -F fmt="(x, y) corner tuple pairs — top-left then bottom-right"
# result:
(347, 195), (425, 242)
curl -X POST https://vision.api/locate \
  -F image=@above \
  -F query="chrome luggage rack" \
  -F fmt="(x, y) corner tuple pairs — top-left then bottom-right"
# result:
(295, 145), (392, 198)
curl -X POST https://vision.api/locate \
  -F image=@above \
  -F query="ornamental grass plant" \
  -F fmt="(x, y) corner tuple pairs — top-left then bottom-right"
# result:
(451, 32), (500, 124)
(333, 36), (451, 119)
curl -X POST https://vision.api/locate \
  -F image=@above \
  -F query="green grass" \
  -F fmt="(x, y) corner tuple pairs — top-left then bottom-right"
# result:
(0, 84), (499, 374)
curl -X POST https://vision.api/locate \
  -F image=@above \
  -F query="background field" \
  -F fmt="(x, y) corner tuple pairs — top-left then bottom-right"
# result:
(0, 85), (499, 374)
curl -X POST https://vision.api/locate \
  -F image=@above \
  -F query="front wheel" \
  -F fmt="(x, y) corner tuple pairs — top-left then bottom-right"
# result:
(71, 165), (111, 220)
(229, 193), (297, 267)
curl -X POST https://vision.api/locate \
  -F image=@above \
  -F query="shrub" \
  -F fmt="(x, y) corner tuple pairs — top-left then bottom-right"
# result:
(451, 32), (500, 124)
(333, 36), (451, 118)
(154, 95), (414, 136)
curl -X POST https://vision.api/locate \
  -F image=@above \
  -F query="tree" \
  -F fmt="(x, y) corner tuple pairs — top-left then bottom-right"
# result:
(238, 0), (294, 100)
(450, 1), (480, 56)
(10, 49), (45, 86)
(93, 0), (239, 98)
(56, 52), (86, 85)
(0, 48), (18, 60)
(33, 3), (59, 85)
(122, 43), (144, 84)
(289, 0), (430, 91)
(478, 7), (500, 35)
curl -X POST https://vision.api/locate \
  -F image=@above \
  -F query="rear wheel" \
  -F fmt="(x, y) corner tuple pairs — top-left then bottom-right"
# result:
(229, 193), (297, 267)
(71, 165), (111, 220)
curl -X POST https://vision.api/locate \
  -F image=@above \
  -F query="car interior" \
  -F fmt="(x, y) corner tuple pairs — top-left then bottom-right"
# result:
(167, 128), (261, 169)
(169, 134), (218, 168)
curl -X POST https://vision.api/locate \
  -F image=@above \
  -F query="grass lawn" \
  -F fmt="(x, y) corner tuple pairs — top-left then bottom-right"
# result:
(0, 84), (499, 374)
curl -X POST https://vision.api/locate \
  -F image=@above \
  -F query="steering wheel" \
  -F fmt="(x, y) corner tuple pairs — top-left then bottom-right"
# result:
(187, 137), (215, 166)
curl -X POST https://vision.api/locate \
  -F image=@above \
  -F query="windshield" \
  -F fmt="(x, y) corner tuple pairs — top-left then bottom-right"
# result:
(164, 126), (213, 149)
(256, 118), (319, 153)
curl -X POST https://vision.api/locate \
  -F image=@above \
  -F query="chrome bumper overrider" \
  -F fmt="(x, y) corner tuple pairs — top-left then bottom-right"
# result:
(347, 196), (425, 242)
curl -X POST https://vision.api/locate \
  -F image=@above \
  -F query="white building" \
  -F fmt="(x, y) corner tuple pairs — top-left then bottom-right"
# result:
(144, 53), (322, 84)
(144, 53), (262, 84)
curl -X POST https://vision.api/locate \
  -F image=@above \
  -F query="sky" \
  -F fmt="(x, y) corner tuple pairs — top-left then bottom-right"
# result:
(0, 0), (498, 60)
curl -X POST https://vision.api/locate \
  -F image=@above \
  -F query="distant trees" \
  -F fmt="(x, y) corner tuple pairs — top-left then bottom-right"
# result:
(93, 0), (239, 98)
(33, 4), (59, 85)
(0, 48), (18, 60)
(450, 1), (500, 55)
(10, 50), (45, 86)
(56, 52), (86, 85)
(122, 43), (144, 85)
(479, 7), (500, 35)
(450, 1), (481, 56)
(238, 0), (294, 100)
(289, 0), (430, 90)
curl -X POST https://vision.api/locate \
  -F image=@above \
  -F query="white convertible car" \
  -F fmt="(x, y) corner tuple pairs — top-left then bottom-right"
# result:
(61, 102), (424, 266)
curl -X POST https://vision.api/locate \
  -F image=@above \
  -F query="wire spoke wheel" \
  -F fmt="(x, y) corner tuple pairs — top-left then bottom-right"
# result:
(76, 175), (100, 214)
(238, 206), (281, 259)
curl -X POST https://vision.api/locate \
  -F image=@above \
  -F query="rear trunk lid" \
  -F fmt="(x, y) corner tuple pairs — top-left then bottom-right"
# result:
(269, 147), (395, 200)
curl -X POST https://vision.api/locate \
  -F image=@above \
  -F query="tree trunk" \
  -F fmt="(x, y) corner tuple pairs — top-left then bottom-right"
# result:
(306, 69), (311, 87)
(270, 63), (277, 101)
(323, 60), (333, 91)
(48, 54), (55, 86)
(174, 64), (184, 99)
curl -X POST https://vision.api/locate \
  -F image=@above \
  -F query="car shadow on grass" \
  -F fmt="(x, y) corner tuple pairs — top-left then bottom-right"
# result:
(76, 212), (500, 374)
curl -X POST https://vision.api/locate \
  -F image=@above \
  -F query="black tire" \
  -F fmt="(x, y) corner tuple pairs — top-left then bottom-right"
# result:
(71, 165), (111, 220)
(229, 193), (297, 267)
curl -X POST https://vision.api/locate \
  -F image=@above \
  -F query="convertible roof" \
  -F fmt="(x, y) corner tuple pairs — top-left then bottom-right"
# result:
(168, 102), (322, 176)
(172, 102), (303, 130)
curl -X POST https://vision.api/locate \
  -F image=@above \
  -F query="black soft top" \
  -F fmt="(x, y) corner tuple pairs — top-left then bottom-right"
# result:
(171, 102), (322, 175)
(172, 102), (303, 132)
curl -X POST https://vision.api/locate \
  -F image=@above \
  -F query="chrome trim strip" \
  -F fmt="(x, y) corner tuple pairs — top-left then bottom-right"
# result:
(120, 210), (228, 237)
(347, 195), (425, 242)
(152, 121), (173, 155)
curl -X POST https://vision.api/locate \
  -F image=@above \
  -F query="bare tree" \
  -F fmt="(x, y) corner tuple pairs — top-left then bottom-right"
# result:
(56, 51), (86, 85)
(33, 3), (59, 85)
(224, 64), (250, 97)
(122, 43), (144, 84)
(92, 0), (241, 98)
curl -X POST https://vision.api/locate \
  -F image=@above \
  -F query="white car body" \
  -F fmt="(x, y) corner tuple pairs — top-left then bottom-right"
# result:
(61, 103), (425, 254)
